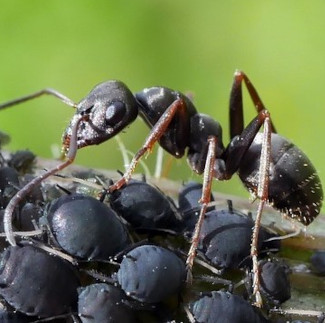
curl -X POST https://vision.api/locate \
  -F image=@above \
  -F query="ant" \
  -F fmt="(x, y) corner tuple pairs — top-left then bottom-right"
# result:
(0, 71), (323, 306)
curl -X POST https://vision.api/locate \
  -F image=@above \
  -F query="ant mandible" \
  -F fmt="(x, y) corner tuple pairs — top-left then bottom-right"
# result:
(0, 71), (323, 306)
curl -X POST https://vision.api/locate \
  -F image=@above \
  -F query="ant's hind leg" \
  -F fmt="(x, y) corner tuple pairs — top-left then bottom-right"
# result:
(229, 70), (277, 138)
(250, 114), (272, 307)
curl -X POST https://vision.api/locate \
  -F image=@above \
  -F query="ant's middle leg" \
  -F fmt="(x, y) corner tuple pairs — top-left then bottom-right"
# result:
(186, 136), (216, 282)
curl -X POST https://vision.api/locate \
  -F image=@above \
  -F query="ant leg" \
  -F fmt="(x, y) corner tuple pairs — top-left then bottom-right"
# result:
(108, 98), (186, 192)
(0, 88), (77, 110)
(251, 114), (272, 307)
(186, 136), (216, 282)
(224, 109), (271, 175)
(229, 70), (276, 138)
(223, 107), (273, 306)
(3, 115), (85, 246)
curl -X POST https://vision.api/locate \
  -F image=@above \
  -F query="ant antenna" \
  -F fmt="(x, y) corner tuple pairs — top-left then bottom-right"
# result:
(0, 88), (77, 110)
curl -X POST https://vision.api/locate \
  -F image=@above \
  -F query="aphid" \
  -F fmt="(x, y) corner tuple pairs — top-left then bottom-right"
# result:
(8, 150), (36, 174)
(257, 259), (291, 306)
(78, 283), (136, 323)
(0, 244), (80, 318)
(178, 181), (215, 234)
(0, 71), (322, 306)
(197, 202), (280, 270)
(0, 167), (19, 208)
(116, 244), (186, 303)
(0, 305), (33, 323)
(189, 290), (269, 323)
(16, 202), (43, 232)
(310, 250), (325, 275)
(44, 193), (130, 260)
(109, 178), (182, 232)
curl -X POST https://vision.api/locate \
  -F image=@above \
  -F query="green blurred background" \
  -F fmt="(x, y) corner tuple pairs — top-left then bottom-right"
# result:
(1, 1), (325, 213)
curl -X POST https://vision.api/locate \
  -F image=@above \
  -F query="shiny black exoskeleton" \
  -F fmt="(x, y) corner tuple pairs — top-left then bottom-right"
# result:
(78, 283), (136, 323)
(0, 72), (322, 307)
(116, 244), (186, 304)
(197, 202), (280, 270)
(257, 259), (291, 306)
(178, 181), (215, 234)
(44, 193), (130, 260)
(1, 72), (322, 228)
(0, 244), (80, 318)
(61, 72), (322, 224)
(190, 290), (269, 323)
(109, 178), (182, 232)
(310, 250), (325, 275)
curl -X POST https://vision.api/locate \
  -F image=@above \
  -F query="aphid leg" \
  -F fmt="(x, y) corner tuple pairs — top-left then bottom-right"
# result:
(0, 88), (77, 110)
(186, 136), (216, 283)
(184, 305), (196, 323)
(108, 98), (186, 192)
(251, 113), (272, 307)
(3, 116), (85, 246)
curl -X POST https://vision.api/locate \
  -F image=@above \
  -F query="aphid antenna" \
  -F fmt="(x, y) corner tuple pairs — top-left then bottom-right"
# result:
(29, 313), (78, 323)
(53, 173), (104, 191)
(196, 274), (233, 289)
(269, 308), (325, 322)
(194, 257), (223, 276)
(30, 239), (78, 265)
(80, 268), (116, 283)
(0, 229), (43, 238)
(264, 228), (302, 242)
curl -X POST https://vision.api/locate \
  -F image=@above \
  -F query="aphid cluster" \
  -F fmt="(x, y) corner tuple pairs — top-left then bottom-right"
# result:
(0, 71), (323, 322)
(0, 150), (290, 322)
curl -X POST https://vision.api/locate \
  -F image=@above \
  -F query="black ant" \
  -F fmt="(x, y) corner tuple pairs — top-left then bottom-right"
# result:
(0, 71), (322, 306)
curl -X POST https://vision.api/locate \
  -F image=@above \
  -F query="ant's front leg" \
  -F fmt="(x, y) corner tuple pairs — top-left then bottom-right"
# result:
(108, 98), (187, 192)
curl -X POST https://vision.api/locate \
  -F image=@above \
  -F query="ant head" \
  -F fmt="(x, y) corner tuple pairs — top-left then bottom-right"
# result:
(62, 80), (138, 153)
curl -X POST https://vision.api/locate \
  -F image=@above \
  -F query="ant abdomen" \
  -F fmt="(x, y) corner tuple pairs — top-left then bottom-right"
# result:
(238, 133), (323, 224)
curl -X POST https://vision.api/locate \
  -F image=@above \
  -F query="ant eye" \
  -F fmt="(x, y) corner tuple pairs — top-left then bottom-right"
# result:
(105, 101), (126, 126)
